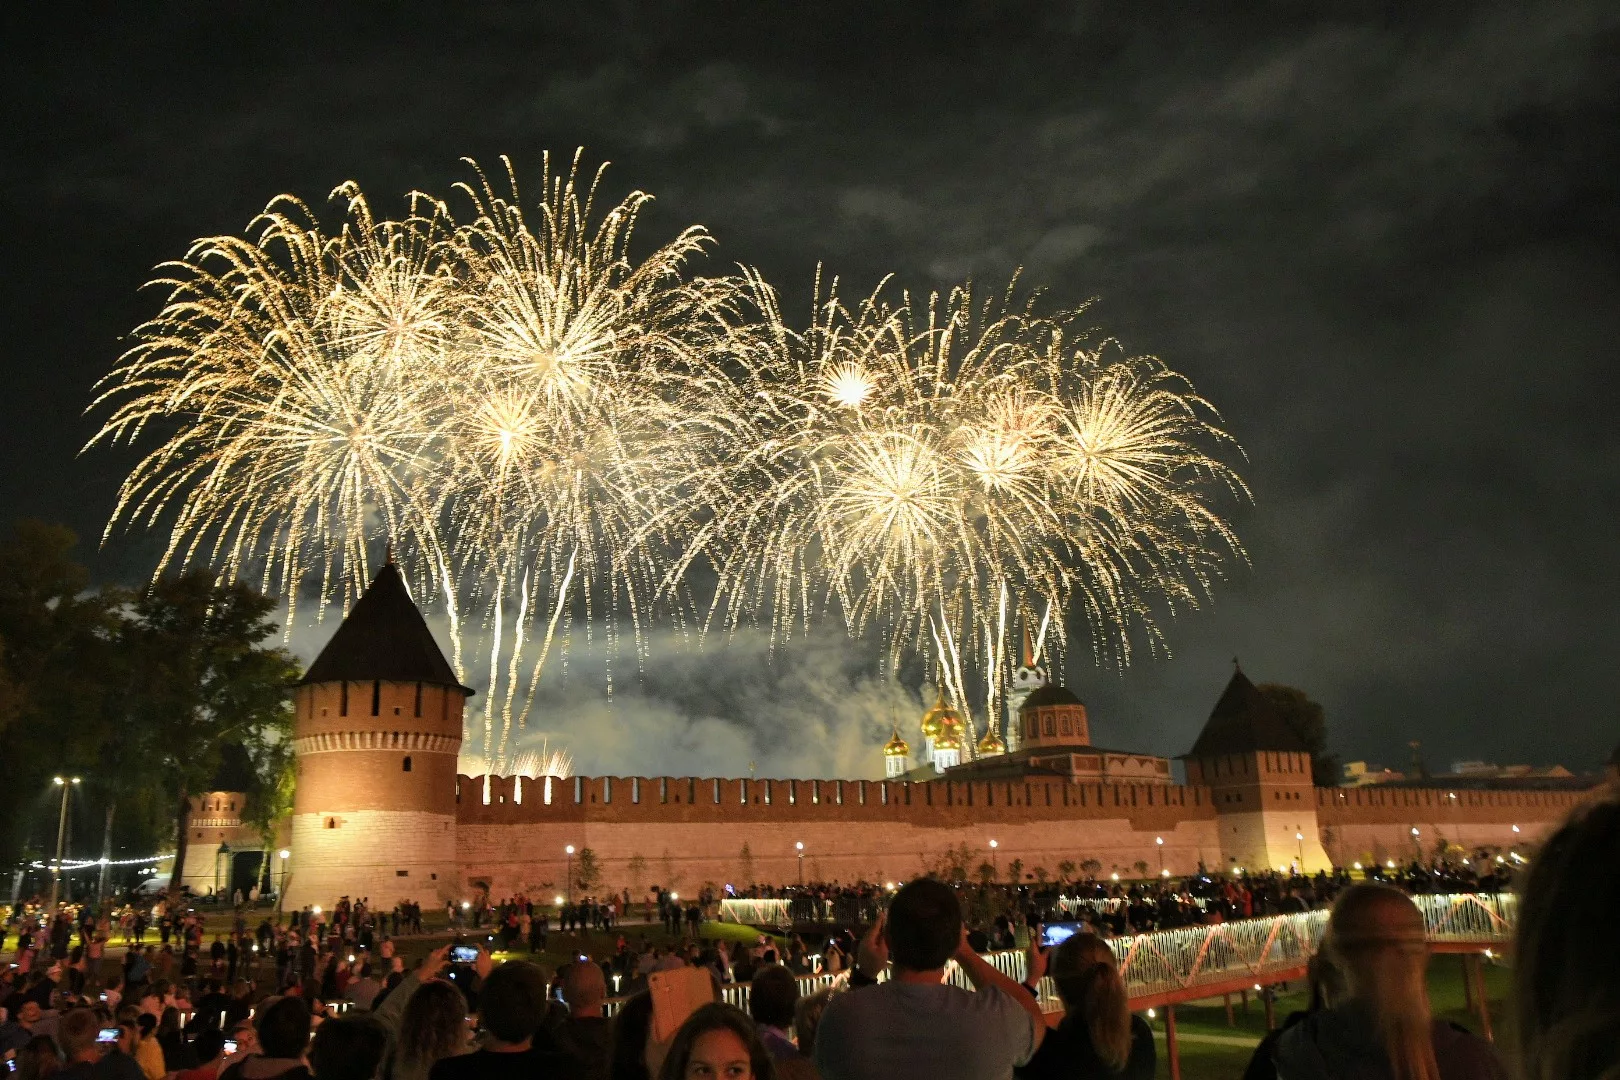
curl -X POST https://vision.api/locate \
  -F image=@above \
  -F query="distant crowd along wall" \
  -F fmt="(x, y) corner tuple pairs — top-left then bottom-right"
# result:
(448, 773), (1586, 900)
(454, 773), (1221, 898)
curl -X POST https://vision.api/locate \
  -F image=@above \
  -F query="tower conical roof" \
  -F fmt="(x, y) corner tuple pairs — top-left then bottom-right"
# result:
(1187, 668), (1304, 757)
(299, 561), (473, 694)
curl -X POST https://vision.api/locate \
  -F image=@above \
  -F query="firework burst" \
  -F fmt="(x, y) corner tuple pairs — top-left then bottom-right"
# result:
(88, 152), (1247, 772)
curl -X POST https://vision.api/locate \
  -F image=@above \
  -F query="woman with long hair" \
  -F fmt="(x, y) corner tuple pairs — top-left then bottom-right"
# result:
(1272, 884), (1503, 1080)
(657, 1003), (776, 1080)
(157, 1005), (199, 1072)
(15, 1033), (62, 1080)
(1513, 792), (1620, 1080)
(608, 992), (655, 1080)
(389, 978), (472, 1080)
(1016, 932), (1153, 1079)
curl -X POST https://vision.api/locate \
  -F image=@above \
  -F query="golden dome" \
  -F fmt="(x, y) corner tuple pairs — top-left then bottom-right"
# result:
(934, 723), (964, 751)
(883, 728), (911, 757)
(977, 727), (1007, 755)
(920, 690), (961, 741)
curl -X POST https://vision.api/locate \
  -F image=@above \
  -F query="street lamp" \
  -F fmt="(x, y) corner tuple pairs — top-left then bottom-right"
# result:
(565, 845), (575, 903)
(989, 839), (999, 880)
(278, 849), (290, 898)
(1295, 832), (1304, 869)
(1155, 836), (1165, 875)
(47, 777), (81, 911)
(795, 841), (805, 885)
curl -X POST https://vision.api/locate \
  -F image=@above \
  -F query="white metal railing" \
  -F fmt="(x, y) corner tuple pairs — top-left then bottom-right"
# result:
(616, 892), (1515, 1015)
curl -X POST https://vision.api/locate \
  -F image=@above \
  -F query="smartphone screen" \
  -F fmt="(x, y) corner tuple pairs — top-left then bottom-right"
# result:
(1039, 922), (1083, 948)
(222, 1040), (238, 1056)
(96, 1028), (121, 1045)
(449, 945), (479, 964)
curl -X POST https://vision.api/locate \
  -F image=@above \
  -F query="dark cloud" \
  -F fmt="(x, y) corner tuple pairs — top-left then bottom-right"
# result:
(3, 1), (1617, 776)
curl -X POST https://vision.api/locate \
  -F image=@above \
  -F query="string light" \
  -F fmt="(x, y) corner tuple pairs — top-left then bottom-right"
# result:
(27, 854), (166, 872)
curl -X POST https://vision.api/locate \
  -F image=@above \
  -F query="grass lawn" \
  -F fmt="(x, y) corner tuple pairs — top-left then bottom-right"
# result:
(1142, 955), (1512, 1079)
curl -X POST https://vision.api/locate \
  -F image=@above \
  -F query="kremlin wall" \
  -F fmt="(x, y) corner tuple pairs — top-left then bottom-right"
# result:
(183, 561), (1602, 908)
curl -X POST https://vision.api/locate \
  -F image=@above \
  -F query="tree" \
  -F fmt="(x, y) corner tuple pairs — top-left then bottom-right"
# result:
(660, 849), (684, 892)
(1032, 866), (1049, 885)
(737, 843), (755, 886)
(575, 847), (602, 894)
(118, 573), (299, 889)
(1256, 683), (1341, 786)
(976, 861), (997, 886)
(1080, 858), (1102, 878)
(1056, 860), (1077, 884)
(0, 522), (124, 869)
(1005, 858), (1024, 885)
(1133, 860), (1150, 878)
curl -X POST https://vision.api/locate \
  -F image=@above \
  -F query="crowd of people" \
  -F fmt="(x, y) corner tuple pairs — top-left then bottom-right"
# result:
(0, 796), (1611, 1079)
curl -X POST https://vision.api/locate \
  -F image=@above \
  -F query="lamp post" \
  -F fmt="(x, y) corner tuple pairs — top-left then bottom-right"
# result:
(989, 839), (999, 881)
(1411, 826), (1422, 864)
(795, 842), (804, 885)
(1155, 836), (1165, 875)
(47, 776), (81, 911)
(277, 849), (290, 899)
(565, 845), (575, 903)
(1295, 832), (1304, 870)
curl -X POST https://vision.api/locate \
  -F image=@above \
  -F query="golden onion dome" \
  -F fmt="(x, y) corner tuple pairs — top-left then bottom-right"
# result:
(934, 723), (965, 751)
(883, 728), (911, 757)
(977, 727), (1007, 756)
(920, 690), (960, 740)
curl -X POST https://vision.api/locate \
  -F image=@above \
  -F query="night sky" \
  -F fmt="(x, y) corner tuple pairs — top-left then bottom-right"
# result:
(4, 3), (1617, 778)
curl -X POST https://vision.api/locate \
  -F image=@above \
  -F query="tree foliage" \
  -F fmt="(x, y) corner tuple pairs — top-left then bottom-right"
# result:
(574, 847), (602, 894)
(0, 522), (297, 886)
(1256, 682), (1341, 786)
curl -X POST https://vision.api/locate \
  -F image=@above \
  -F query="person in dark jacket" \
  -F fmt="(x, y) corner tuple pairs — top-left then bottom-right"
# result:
(1271, 885), (1503, 1080)
(1016, 932), (1153, 1080)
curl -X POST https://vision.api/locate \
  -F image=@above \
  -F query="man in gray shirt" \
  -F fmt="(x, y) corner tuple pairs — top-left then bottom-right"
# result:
(814, 878), (1048, 1080)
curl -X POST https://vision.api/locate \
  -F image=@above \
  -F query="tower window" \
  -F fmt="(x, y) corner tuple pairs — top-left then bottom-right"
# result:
(1043, 714), (1056, 737)
(339, 683), (348, 716)
(371, 680), (381, 716)
(414, 682), (423, 718)
(326, 818), (337, 829)
(403, 756), (413, 773)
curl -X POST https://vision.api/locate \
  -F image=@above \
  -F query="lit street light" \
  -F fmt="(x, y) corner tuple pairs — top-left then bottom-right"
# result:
(1295, 832), (1304, 869)
(989, 839), (999, 880)
(278, 849), (290, 899)
(795, 841), (805, 885)
(565, 845), (576, 903)
(1155, 836), (1165, 875)
(47, 776), (81, 910)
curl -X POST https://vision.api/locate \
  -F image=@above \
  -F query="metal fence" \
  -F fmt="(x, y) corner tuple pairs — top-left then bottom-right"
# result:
(675, 891), (1516, 1016)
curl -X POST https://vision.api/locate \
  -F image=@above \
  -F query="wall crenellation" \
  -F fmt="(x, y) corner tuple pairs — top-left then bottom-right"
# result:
(452, 773), (1217, 829)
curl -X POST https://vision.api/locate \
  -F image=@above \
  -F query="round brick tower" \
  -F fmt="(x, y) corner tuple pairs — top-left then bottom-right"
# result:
(282, 556), (473, 910)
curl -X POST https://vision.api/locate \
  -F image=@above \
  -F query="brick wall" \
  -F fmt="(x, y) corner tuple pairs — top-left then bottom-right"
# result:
(283, 810), (458, 910)
(449, 773), (1221, 899)
(1315, 784), (1590, 866)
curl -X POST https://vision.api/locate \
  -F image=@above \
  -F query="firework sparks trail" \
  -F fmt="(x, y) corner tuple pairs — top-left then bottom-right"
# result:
(88, 152), (1248, 771)
(699, 272), (1248, 738)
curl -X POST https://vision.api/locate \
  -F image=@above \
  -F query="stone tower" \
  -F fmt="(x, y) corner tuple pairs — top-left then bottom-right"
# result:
(283, 558), (473, 910)
(1183, 667), (1329, 873)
